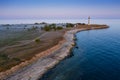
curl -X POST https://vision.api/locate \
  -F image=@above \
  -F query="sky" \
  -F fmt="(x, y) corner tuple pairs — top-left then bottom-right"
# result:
(0, 0), (120, 19)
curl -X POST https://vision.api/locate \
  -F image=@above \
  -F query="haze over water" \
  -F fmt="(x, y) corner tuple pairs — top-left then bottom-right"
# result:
(0, 19), (118, 24)
(40, 19), (120, 80)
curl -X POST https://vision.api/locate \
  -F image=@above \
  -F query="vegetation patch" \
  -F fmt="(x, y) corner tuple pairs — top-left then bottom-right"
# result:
(34, 38), (41, 43)
(66, 23), (74, 28)
(44, 25), (51, 31)
(71, 43), (75, 46)
(56, 26), (63, 30)
(42, 24), (63, 31)
(0, 54), (21, 72)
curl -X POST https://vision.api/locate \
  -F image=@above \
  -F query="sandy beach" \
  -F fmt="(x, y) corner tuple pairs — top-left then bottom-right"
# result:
(0, 24), (109, 80)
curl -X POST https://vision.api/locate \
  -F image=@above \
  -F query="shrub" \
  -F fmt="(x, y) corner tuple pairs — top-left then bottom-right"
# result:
(43, 24), (63, 31)
(56, 26), (63, 30)
(13, 58), (21, 61)
(3, 24), (10, 26)
(35, 38), (40, 43)
(66, 23), (74, 28)
(81, 23), (86, 25)
(0, 54), (9, 60)
(73, 38), (77, 41)
(52, 26), (56, 31)
(40, 22), (47, 24)
(34, 23), (39, 25)
(77, 23), (86, 25)
(44, 25), (51, 31)
(71, 43), (75, 46)
(50, 24), (56, 27)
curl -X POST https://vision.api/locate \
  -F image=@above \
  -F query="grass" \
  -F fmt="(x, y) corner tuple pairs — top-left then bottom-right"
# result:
(0, 54), (21, 72)
(0, 29), (44, 48)
(0, 24), (65, 72)
(0, 28), (44, 72)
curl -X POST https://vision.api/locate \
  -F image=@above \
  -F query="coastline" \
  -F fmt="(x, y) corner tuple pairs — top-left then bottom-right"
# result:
(0, 24), (109, 80)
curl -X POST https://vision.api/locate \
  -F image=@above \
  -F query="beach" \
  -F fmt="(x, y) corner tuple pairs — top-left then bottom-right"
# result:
(0, 24), (109, 80)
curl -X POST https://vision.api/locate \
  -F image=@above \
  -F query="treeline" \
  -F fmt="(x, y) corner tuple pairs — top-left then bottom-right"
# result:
(34, 22), (47, 25)
(66, 23), (74, 28)
(3, 22), (86, 31)
(41, 24), (63, 31)
(41, 23), (76, 31)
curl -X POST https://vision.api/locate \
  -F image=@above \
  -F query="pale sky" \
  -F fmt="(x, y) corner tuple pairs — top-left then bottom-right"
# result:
(0, 0), (120, 19)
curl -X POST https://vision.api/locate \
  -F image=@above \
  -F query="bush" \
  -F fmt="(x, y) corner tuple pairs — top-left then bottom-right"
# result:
(35, 38), (40, 43)
(50, 24), (56, 31)
(56, 26), (63, 30)
(13, 58), (21, 61)
(44, 25), (51, 31)
(40, 22), (47, 24)
(81, 23), (86, 25)
(50, 24), (56, 27)
(34, 23), (39, 25)
(66, 23), (74, 28)
(43, 24), (63, 31)
(0, 54), (9, 60)
(71, 43), (75, 46)
(52, 26), (57, 31)
(73, 38), (77, 41)
(3, 24), (10, 26)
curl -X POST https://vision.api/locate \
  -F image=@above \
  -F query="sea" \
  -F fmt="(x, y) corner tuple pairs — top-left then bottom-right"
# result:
(38, 19), (120, 80)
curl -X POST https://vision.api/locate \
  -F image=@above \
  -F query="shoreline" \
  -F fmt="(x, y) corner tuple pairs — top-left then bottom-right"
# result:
(0, 24), (109, 80)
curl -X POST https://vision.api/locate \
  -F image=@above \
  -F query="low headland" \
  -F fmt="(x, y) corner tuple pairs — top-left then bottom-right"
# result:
(0, 23), (109, 80)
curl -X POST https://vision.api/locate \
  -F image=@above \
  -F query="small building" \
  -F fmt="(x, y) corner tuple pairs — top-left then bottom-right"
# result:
(88, 16), (90, 25)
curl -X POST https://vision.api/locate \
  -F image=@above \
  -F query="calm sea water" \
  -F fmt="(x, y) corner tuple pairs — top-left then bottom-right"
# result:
(40, 19), (120, 80)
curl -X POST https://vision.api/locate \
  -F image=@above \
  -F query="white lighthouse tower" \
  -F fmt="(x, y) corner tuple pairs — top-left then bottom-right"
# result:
(88, 16), (90, 25)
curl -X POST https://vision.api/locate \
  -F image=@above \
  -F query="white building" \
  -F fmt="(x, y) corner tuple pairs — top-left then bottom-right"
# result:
(88, 16), (90, 25)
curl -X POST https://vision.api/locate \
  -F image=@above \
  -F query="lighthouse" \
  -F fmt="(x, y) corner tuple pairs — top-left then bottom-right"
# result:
(88, 16), (90, 25)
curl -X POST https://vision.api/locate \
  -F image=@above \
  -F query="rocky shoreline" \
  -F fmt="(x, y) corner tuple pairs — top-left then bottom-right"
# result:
(0, 25), (109, 80)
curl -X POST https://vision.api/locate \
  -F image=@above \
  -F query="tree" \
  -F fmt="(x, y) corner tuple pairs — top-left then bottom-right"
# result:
(56, 26), (63, 30)
(34, 23), (39, 25)
(66, 23), (74, 28)
(44, 25), (51, 31)
(50, 24), (56, 27)
(52, 26), (56, 31)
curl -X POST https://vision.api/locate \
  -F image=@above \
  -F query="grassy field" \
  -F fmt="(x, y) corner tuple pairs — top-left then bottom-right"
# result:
(0, 24), (66, 72)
